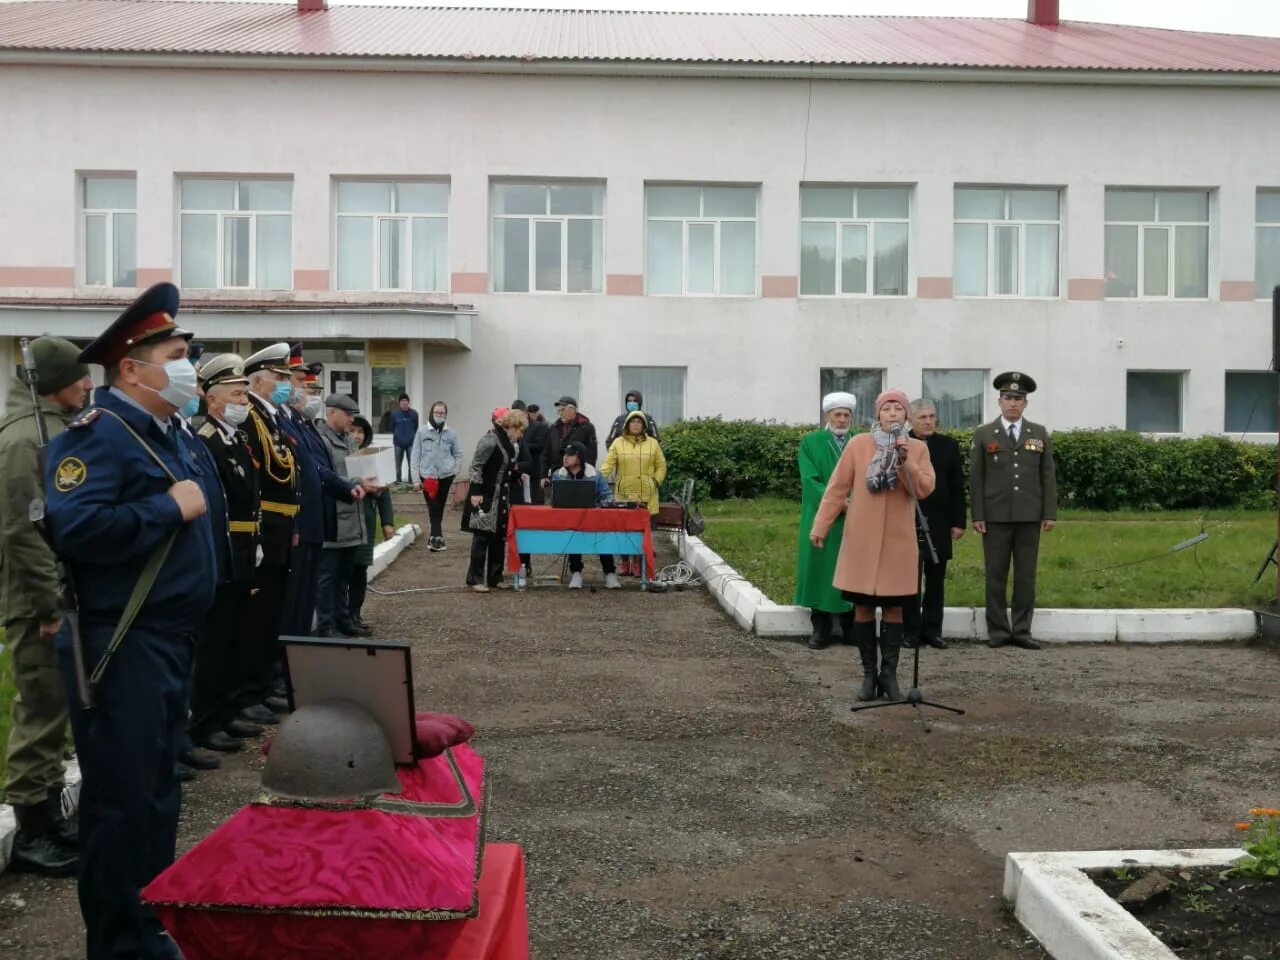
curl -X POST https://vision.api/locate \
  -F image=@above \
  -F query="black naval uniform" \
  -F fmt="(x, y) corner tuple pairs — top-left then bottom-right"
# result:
(189, 415), (260, 744)
(239, 394), (298, 707)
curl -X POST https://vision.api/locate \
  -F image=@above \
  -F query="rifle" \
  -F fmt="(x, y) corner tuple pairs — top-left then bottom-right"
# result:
(19, 337), (93, 709)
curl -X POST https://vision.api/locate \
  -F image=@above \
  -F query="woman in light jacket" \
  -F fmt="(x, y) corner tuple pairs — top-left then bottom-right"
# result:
(810, 389), (935, 704)
(601, 410), (668, 576)
(410, 399), (462, 553)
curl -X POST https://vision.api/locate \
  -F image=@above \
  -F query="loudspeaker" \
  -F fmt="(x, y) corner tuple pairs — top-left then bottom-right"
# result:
(1273, 285), (1280, 371)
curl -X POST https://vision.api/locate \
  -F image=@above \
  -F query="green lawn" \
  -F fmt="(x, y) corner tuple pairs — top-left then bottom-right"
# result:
(701, 498), (1278, 609)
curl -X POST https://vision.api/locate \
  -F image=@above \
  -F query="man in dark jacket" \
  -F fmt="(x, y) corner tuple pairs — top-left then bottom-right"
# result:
(541, 396), (598, 480)
(514, 401), (550, 503)
(605, 388), (661, 446)
(390, 394), (419, 483)
(903, 399), (966, 650)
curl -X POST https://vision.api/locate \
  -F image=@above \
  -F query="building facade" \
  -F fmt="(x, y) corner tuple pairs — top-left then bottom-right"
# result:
(2, 3), (1279, 448)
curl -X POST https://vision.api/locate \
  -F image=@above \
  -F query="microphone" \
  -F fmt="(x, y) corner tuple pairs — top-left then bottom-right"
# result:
(890, 421), (908, 460)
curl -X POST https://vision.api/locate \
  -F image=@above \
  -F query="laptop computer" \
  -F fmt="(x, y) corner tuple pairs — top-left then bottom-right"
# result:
(550, 478), (598, 508)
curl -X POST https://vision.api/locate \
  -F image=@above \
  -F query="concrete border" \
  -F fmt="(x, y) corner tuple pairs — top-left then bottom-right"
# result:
(677, 534), (1258, 643)
(0, 523), (422, 874)
(1003, 848), (1244, 960)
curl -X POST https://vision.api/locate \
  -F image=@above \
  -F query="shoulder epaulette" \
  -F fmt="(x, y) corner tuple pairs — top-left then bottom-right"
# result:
(198, 422), (217, 439)
(68, 407), (103, 429)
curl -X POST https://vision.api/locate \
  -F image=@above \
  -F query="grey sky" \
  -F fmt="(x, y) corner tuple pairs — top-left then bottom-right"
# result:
(317, 0), (1280, 37)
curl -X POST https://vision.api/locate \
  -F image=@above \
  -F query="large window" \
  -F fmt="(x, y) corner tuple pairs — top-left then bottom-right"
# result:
(954, 187), (1060, 297)
(800, 186), (909, 296)
(335, 181), (448, 292)
(82, 176), (136, 287)
(1105, 190), (1209, 299)
(180, 178), (292, 289)
(922, 369), (986, 429)
(618, 367), (685, 426)
(1225, 372), (1278, 433)
(1127, 371), (1184, 433)
(515, 364), (581, 412)
(1256, 191), (1280, 301)
(819, 368), (884, 426)
(492, 182), (603, 293)
(645, 184), (757, 296)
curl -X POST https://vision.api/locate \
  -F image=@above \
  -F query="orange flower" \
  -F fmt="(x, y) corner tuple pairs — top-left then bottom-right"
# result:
(1236, 822), (1252, 831)
(1248, 808), (1280, 817)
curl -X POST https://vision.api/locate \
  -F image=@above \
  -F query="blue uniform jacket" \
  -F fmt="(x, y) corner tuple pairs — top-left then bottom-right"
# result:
(45, 388), (218, 633)
(280, 408), (355, 546)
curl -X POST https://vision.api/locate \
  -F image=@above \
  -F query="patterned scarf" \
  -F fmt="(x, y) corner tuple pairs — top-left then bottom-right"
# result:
(865, 425), (900, 493)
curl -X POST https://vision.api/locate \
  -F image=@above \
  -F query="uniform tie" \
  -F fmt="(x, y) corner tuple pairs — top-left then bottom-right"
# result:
(1009, 422), (1019, 444)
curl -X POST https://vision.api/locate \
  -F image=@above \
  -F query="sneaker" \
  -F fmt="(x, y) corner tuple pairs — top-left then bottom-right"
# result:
(605, 573), (621, 590)
(569, 572), (583, 590)
(435, 537), (447, 551)
(472, 584), (490, 593)
(428, 537), (443, 552)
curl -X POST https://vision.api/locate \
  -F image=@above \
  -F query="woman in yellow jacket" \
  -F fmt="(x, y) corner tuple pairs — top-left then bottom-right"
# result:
(602, 410), (668, 576)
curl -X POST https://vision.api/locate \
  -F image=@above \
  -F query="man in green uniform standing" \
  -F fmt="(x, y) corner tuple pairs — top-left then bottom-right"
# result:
(970, 372), (1057, 650)
(795, 392), (856, 649)
(0, 336), (92, 875)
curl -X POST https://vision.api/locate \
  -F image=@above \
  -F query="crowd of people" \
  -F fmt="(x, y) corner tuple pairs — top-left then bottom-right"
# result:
(798, 374), (1058, 703)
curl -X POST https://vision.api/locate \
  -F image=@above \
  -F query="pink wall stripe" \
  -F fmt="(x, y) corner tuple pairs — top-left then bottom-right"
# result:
(293, 269), (329, 291)
(0, 266), (75, 287)
(917, 277), (952, 299)
(607, 274), (644, 296)
(1067, 278), (1105, 300)
(761, 275), (798, 298)
(451, 272), (487, 294)
(135, 267), (172, 286)
(1220, 280), (1257, 301)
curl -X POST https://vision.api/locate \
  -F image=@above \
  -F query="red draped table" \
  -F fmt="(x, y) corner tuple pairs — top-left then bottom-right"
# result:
(506, 505), (657, 581)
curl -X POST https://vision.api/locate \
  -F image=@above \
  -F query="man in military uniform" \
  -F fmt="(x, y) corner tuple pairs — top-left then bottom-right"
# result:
(0, 336), (90, 876)
(969, 372), (1058, 650)
(188, 354), (261, 754)
(45, 282), (218, 960)
(238, 343), (300, 723)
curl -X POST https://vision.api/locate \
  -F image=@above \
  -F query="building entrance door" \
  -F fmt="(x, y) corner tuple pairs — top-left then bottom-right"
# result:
(328, 364), (367, 423)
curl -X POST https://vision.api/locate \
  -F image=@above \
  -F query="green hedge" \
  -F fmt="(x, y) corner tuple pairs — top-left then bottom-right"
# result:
(662, 418), (1278, 511)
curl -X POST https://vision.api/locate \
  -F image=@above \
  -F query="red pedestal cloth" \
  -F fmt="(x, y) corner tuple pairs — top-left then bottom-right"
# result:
(142, 746), (492, 960)
(506, 505), (657, 574)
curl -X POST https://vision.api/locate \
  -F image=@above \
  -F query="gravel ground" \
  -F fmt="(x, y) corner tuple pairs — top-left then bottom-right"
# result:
(2, 497), (1278, 959)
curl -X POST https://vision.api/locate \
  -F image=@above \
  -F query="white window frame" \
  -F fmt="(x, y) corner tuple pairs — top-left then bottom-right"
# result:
(645, 185), (759, 297)
(490, 182), (604, 295)
(333, 180), (449, 293)
(954, 188), (1061, 299)
(1255, 189), (1280, 301)
(178, 177), (292, 291)
(1105, 190), (1210, 301)
(80, 175), (137, 289)
(799, 187), (910, 298)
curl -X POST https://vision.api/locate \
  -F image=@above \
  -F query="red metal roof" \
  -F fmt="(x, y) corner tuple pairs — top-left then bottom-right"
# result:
(2, 1), (1280, 73)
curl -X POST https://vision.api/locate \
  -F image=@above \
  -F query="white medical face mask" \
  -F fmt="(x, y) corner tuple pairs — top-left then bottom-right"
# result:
(223, 402), (250, 427)
(135, 358), (199, 408)
(304, 396), (324, 419)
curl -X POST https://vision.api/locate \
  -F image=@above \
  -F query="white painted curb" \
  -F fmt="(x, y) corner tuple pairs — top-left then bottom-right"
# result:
(1004, 848), (1244, 960)
(676, 535), (1258, 643)
(0, 524), (422, 873)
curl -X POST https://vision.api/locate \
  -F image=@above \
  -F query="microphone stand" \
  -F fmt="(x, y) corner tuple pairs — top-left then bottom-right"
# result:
(851, 427), (965, 731)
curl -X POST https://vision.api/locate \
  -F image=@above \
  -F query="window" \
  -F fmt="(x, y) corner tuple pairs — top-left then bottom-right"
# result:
(800, 186), (909, 296)
(492, 183), (603, 293)
(922, 369), (986, 429)
(645, 184), (757, 296)
(819, 368), (884, 425)
(954, 187), (1060, 297)
(336, 181), (448, 292)
(82, 176), (136, 287)
(1225, 372), (1278, 433)
(1105, 190), (1209, 299)
(515, 364), (581, 412)
(180, 178), (292, 290)
(618, 367), (685, 425)
(1127, 371), (1184, 433)
(1256, 191), (1280, 300)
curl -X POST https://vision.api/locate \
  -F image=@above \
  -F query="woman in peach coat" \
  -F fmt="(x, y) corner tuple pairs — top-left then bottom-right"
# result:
(810, 389), (935, 703)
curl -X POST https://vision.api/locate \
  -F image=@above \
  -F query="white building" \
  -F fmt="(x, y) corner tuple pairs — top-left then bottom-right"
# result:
(2, 0), (1279, 446)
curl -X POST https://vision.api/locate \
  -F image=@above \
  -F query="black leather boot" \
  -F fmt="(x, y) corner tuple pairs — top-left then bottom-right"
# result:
(46, 791), (78, 847)
(837, 612), (856, 645)
(807, 611), (833, 650)
(878, 621), (905, 702)
(10, 802), (77, 877)
(853, 619), (879, 702)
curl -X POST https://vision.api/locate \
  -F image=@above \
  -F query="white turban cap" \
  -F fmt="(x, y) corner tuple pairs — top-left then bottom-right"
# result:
(821, 391), (857, 415)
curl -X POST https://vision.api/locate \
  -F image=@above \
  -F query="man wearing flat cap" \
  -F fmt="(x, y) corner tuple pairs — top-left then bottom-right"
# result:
(314, 393), (368, 637)
(794, 392), (856, 649)
(43, 282), (219, 960)
(0, 336), (91, 877)
(970, 372), (1058, 650)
